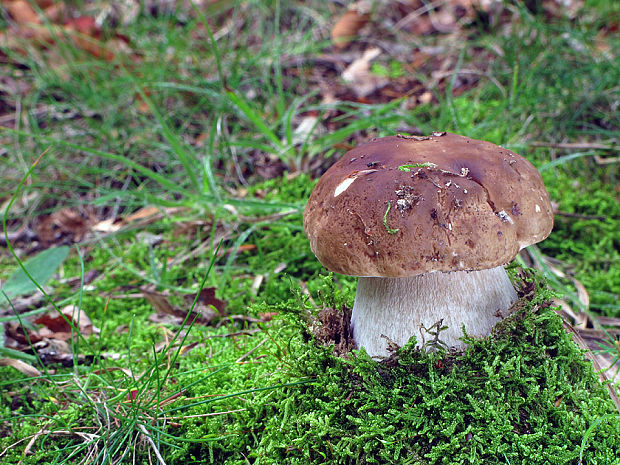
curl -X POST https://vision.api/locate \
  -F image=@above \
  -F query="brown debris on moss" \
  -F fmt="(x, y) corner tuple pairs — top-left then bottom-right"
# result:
(313, 305), (357, 357)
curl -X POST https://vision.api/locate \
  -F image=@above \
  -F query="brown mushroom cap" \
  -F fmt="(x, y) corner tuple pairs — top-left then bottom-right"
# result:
(303, 133), (553, 277)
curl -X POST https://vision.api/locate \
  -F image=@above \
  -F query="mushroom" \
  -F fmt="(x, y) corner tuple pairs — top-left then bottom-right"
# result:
(303, 133), (553, 357)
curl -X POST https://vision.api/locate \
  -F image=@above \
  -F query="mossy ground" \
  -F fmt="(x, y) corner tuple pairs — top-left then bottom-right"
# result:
(149, 273), (619, 465)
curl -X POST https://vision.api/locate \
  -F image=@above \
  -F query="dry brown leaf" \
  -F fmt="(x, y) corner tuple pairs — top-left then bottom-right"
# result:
(64, 15), (97, 36)
(251, 274), (264, 294)
(404, 14), (434, 36)
(341, 47), (389, 98)
(258, 312), (278, 322)
(192, 287), (228, 316)
(63, 16), (117, 60)
(553, 298), (589, 329)
(0, 357), (41, 377)
(225, 243), (257, 255)
(125, 206), (161, 223)
(92, 218), (122, 233)
(572, 278), (590, 308)
(42, 2), (66, 23)
(3, 320), (43, 347)
(143, 287), (226, 326)
(35, 207), (94, 244)
(430, 5), (460, 33)
(148, 313), (184, 325)
(597, 316), (620, 328)
(143, 290), (177, 316)
(179, 342), (200, 355)
(1, 9), (128, 62)
(33, 339), (95, 366)
(594, 154), (620, 165)
(0, 292), (45, 319)
(418, 91), (433, 104)
(5, 0), (41, 24)
(33, 305), (99, 337)
(53, 209), (90, 237)
(331, 0), (372, 49)
(292, 115), (324, 145)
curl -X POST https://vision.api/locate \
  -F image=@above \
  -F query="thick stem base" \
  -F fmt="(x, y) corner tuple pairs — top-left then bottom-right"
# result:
(350, 266), (518, 357)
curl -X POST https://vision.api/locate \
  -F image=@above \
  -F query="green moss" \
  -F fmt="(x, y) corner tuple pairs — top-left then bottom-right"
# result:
(142, 273), (620, 464)
(236, 274), (620, 464)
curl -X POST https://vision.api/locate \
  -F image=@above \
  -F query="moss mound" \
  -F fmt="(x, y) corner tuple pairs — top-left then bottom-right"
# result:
(243, 273), (620, 464)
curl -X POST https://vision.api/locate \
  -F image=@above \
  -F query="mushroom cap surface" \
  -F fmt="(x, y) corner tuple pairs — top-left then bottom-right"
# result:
(303, 133), (553, 277)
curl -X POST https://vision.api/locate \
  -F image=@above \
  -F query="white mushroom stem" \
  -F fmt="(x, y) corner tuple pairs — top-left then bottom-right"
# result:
(350, 265), (518, 357)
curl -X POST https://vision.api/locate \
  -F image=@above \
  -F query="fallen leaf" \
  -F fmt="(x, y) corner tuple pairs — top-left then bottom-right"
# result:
(258, 312), (278, 322)
(93, 218), (121, 233)
(148, 313), (184, 325)
(0, 292), (45, 319)
(5, 0), (41, 24)
(194, 287), (228, 315)
(64, 15), (97, 36)
(251, 274), (264, 294)
(33, 0), (56, 8)
(36, 208), (93, 243)
(341, 47), (389, 98)
(143, 290), (177, 316)
(225, 243), (257, 255)
(331, 0), (372, 49)
(1, 6), (130, 63)
(63, 16), (115, 60)
(404, 13), (435, 36)
(144, 287), (226, 326)
(418, 91), (434, 104)
(573, 278), (590, 309)
(0, 358), (41, 377)
(41, 2), (65, 23)
(3, 321), (43, 347)
(35, 344), (95, 366)
(125, 206), (161, 223)
(273, 262), (287, 274)
(553, 298), (588, 329)
(33, 305), (99, 336)
(291, 115), (324, 145)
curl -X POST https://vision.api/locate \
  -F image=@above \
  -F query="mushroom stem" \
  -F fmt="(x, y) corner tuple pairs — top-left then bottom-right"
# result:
(350, 265), (518, 357)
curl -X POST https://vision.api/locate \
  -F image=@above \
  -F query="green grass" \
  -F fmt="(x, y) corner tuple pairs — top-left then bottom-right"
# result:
(1, 1), (619, 463)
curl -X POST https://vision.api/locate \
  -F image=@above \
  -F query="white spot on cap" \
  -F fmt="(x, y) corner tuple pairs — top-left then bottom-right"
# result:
(535, 204), (541, 212)
(334, 169), (377, 197)
(334, 177), (356, 197)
